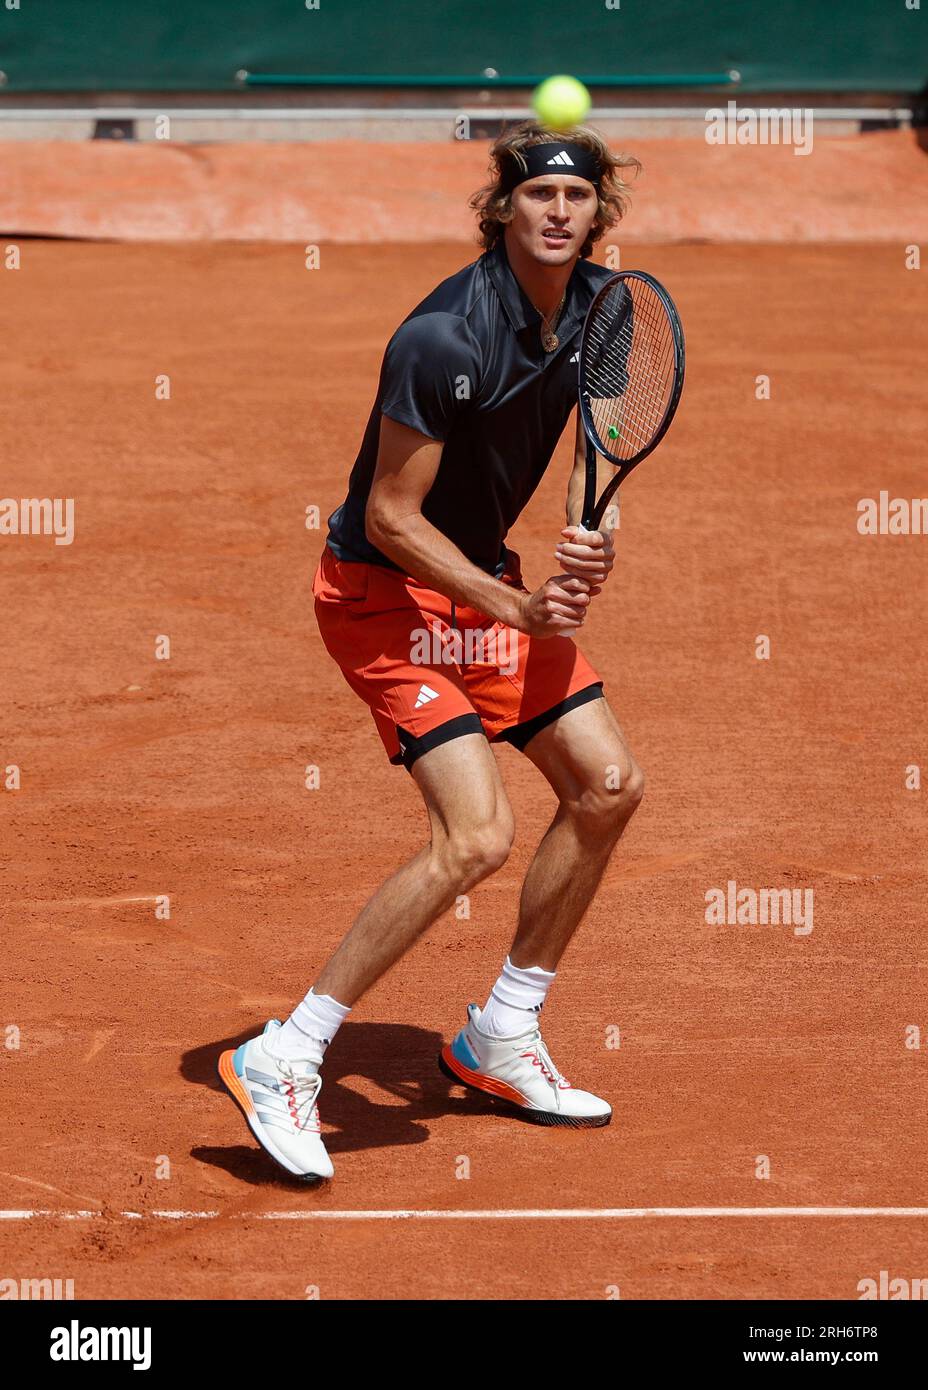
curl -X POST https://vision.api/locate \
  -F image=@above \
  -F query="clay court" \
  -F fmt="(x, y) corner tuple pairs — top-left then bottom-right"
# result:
(1, 107), (926, 1299)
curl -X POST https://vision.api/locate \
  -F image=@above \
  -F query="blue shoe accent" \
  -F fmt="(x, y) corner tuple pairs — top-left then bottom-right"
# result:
(231, 1041), (248, 1077)
(451, 1029), (480, 1071)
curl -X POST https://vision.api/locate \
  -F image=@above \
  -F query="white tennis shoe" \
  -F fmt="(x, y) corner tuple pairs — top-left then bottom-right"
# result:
(439, 1004), (612, 1128)
(218, 1019), (334, 1180)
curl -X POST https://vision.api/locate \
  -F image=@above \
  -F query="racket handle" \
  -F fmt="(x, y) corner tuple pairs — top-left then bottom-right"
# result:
(557, 521), (592, 636)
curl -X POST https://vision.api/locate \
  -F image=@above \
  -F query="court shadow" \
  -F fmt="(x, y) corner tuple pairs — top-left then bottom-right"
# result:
(183, 1019), (492, 1186)
(189, 1144), (332, 1190)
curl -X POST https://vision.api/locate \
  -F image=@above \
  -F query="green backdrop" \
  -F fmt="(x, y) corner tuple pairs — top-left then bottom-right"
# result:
(0, 0), (924, 93)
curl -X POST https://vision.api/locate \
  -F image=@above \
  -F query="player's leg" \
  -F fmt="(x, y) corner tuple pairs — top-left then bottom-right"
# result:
(219, 728), (514, 1178)
(313, 730), (514, 1006)
(509, 692), (643, 971)
(439, 694), (639, 1128)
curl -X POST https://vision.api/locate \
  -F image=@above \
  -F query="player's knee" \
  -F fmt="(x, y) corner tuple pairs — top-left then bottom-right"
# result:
(621, 764), (646, 812)
(446, 814), (514, 886)
(571, 764), (644, 838)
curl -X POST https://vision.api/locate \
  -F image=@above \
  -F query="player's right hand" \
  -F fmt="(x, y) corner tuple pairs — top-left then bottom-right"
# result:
(519, 575), (591, 637)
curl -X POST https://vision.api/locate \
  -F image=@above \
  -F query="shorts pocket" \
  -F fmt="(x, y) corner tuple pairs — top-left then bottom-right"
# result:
(313, 549), (372, 606)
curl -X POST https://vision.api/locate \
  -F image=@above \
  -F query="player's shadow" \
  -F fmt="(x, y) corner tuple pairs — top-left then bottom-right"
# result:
(183, 1020), (490, 1187)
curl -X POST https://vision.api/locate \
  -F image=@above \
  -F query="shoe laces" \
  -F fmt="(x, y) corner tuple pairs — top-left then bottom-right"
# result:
(520, 1033), (571, 1091)
(279, 1064), (323, 1133)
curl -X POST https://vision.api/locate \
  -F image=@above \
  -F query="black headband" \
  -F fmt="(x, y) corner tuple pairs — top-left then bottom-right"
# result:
(506, 142), (601, 190)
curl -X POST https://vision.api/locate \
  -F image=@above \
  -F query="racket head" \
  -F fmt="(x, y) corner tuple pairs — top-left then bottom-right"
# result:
(577, 271), (685, 527)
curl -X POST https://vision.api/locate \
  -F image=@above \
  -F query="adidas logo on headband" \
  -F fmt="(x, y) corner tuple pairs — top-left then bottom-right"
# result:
(510, 142), (601, 188)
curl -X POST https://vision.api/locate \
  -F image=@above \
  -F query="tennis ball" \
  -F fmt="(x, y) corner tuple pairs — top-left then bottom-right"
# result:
(532, 75), (591, 130)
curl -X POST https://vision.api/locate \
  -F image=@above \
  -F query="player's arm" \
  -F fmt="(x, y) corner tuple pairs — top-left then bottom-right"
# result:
(558, 407), (616, 590)
(366, 416), (589, 637)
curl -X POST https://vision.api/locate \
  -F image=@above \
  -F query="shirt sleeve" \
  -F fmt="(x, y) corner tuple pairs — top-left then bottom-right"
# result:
(379, 313), (480, 443)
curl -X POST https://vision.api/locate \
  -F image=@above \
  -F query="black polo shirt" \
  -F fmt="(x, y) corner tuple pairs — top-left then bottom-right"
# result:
(325, 237), (614, 576)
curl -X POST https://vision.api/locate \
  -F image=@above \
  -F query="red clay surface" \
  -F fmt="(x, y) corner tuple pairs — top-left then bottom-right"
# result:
(1, 130), (926, 242)
(1, 239), (926, 1299)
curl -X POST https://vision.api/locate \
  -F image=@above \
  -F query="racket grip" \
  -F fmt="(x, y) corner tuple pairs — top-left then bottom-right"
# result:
(557, 522), (591, 636)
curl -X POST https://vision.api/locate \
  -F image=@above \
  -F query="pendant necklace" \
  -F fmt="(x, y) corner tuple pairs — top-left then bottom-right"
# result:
(535, 293), (566, 353)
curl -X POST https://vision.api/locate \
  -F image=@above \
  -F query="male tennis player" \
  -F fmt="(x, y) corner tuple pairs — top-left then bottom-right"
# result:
(219, 123), (644, 1180)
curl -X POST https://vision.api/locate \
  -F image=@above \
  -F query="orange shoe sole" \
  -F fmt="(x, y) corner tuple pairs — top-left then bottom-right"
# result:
(438, 1045), (611, 1129)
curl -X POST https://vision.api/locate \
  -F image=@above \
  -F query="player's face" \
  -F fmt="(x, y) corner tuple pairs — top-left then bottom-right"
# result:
(509, 175), (598, 266)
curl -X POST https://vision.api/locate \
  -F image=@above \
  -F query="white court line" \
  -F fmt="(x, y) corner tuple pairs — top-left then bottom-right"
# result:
(2, 1207), (928, 1222)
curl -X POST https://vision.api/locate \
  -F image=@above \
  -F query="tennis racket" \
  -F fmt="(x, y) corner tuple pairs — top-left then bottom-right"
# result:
(576, 270), (685, 531)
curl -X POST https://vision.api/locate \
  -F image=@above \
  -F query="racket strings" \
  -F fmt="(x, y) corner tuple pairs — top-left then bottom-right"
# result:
(587, 285), (673, 419)
(587, 310), (672, 454)
(583, 281), (677, 460)
(595, 331), (672, 450)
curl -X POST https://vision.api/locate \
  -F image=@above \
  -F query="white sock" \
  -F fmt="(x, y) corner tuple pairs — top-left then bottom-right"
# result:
(478, 956), (556, 1038)
(268, 987), (350, 1066)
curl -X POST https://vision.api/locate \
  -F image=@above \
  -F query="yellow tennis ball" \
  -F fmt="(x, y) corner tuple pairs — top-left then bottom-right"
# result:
(532, 75), (592, 130)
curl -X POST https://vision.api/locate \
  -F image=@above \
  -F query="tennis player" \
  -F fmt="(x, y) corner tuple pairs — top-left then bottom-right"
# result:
(220, 122), (645, 1180)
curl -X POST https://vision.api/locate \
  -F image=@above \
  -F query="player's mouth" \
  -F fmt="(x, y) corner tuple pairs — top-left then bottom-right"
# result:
(540, 228), (572, 248)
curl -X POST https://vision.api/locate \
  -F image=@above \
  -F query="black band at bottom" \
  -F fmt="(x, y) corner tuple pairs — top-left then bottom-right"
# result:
(493, 682), (604, 754)
(392, 713), (486, 771)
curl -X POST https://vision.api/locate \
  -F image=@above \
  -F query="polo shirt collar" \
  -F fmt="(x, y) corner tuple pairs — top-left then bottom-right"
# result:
(485, 236), (592, 341)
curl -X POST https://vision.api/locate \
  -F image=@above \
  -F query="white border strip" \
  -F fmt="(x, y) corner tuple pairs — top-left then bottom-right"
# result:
(0, 106), (914, 122)
(2, 1207), (928, 1221)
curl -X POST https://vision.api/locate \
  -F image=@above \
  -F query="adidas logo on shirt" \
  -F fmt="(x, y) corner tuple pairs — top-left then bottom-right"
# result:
(415, 683), (440, 709)
(546, 150), (575, 166)
(569, 351), (580, 363)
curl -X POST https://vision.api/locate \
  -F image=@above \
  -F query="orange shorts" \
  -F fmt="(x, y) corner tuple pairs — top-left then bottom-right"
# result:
(313, 545), (603, 769)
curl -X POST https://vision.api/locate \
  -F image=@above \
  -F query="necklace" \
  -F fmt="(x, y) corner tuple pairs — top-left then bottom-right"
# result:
(534, 293), (566, 353)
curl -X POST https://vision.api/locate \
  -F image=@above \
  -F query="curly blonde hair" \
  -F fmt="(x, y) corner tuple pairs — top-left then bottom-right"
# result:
(469, 120), (640, 258)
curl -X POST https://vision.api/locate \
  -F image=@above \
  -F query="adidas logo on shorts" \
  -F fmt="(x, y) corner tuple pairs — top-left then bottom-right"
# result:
(415, 683), (440, 709)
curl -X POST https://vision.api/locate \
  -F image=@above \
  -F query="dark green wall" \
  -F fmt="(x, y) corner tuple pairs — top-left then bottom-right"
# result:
(0, 0), (924, 92)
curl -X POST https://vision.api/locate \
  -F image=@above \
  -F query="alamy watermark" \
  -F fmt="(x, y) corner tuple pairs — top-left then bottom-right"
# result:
(49, 1320), (151, 1369)
(410, 620), (518, 676)
(857, 492), (928, 535)
(705, 879), (813, 936)
(705, 101), (813, 156)
(0, 1275), (74, 1299)
(0, 497), (74, 545)
(857, 1270), (927, 1300)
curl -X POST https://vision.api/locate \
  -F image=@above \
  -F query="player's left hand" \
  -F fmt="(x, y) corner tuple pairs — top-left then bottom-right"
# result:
(555, 526), (615, 592)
